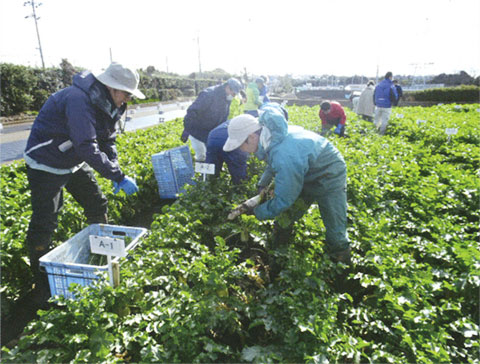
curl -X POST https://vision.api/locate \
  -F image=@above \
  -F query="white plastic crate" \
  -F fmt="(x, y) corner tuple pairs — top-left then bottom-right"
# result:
(151, 145), (194, 198)
(39, 224), (147, 299)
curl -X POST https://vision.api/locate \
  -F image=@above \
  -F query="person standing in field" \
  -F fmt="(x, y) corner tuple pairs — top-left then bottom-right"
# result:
(373, 72), (398, 134)
(392, 79), (403, 106)
(356, 80), (376, 122)
(244, 78), (266, 117)
(181, 78), (243, 161)
(259, 75), (270, 103)
(23, 62), (144, 305)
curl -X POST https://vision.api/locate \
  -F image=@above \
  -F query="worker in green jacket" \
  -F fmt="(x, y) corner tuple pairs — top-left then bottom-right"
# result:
(244, 78), (265, 117)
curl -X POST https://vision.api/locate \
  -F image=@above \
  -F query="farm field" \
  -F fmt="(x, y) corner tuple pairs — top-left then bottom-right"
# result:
(1, 104), (479, 363)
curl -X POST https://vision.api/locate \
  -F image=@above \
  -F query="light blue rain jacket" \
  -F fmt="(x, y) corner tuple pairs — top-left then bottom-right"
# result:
(254, 107), (346, 220)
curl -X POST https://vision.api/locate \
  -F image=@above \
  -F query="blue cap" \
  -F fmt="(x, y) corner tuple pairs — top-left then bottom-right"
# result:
(226, 78), (242, 94)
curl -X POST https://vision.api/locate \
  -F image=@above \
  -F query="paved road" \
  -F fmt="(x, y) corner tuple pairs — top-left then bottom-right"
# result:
(0, 101), (191, 164)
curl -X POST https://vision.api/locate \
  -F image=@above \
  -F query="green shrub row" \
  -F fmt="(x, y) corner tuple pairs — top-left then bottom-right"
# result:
(0, 63), (71, 116)
(0, 62), (226, 117)
(407, 85), (480, 103)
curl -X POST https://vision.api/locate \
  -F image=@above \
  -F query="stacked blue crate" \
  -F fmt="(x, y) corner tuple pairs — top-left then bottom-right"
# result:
(151, 145), (194, 198)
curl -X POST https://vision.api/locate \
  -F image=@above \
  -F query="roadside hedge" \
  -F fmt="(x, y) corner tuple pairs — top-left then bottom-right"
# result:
(0, 62), (226, 117)
(407, 85), (480, 103)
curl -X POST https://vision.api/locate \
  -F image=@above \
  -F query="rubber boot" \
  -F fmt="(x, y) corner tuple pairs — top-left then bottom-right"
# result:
(27, 243), (52, 308)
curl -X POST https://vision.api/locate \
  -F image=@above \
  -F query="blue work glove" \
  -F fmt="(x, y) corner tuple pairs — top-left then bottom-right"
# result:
(334, 124), (344, 135)
(113, 176), (139, 195)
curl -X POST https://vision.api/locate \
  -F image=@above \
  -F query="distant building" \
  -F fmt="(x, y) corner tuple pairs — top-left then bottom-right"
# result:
(344, 84), (367, 92)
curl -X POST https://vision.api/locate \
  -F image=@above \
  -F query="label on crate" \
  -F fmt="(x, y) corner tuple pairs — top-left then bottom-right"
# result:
(89, 235), (126, 257)
(195, 162), (215, 174)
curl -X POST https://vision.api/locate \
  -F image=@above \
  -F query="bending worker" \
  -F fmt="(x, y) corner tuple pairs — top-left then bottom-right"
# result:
(223, 106), (351, 264)
(319, 100), (347, 137)
(206, 102), (288, 185)
(23, 62), (143, 304)
(206, 119), (249, 185)
(181, 78), (243, 161)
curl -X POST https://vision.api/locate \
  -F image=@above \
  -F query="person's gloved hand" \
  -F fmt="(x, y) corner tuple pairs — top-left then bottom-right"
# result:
(334, 124), (344, 135)
(113, 176), (139, 195)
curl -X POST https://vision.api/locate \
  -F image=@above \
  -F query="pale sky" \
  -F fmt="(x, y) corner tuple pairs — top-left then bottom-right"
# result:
(1, 0), (479, 78)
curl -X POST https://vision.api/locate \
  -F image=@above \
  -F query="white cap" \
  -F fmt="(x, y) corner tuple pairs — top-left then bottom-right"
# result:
(223, 114), (261, 152)
(94, 62), (145, 99)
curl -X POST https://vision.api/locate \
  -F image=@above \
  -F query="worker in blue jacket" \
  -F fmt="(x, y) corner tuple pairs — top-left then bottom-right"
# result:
(23, 62), (144, 305)
(181, 78), (242, 161)
(206, 120), (248, 184)
(373, 72), (398, 134)
(205, 102), (288, 185)
(223, 107), (350, 265)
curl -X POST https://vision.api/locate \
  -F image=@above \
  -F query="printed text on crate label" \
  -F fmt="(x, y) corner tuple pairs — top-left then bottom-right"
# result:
(89, 235), (127, 257)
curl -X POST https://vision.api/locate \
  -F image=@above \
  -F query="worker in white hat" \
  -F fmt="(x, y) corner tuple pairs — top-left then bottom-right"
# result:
(23, 62), (144, 306)
(224, 104), (351, 267)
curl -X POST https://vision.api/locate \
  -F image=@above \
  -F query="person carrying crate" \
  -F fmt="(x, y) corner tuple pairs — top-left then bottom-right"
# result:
(23, 62), (144, 305)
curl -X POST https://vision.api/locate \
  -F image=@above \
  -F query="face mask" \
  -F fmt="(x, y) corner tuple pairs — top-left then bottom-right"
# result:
(226, 95), (234, 101)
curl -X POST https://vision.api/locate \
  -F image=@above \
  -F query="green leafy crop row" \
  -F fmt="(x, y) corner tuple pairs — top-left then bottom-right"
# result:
(1, 104), (479, 363)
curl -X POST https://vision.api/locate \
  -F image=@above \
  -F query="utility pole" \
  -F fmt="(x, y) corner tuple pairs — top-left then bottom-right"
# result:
(196, 33), (202, 76)
(24, 0), (45, 69)
(409, 62), (434, 87)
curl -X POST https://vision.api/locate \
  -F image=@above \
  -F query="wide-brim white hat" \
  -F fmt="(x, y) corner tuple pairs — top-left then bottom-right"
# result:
(94, 62), (145, 99)
(223, 114), (261, 152)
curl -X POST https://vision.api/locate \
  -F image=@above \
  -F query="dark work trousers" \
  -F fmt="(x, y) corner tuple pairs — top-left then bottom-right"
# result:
(25, 164), (108, 293)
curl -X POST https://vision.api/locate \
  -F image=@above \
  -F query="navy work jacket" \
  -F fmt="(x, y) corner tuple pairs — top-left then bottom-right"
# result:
(206, 120), (248, 184)
(183, 84), (231, 143)
(25, 71), (126, 182)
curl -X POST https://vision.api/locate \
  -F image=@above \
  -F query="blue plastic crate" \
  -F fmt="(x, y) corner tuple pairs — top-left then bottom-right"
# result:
(39, 224), (147, 299)
(151, 145), (194, 198)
